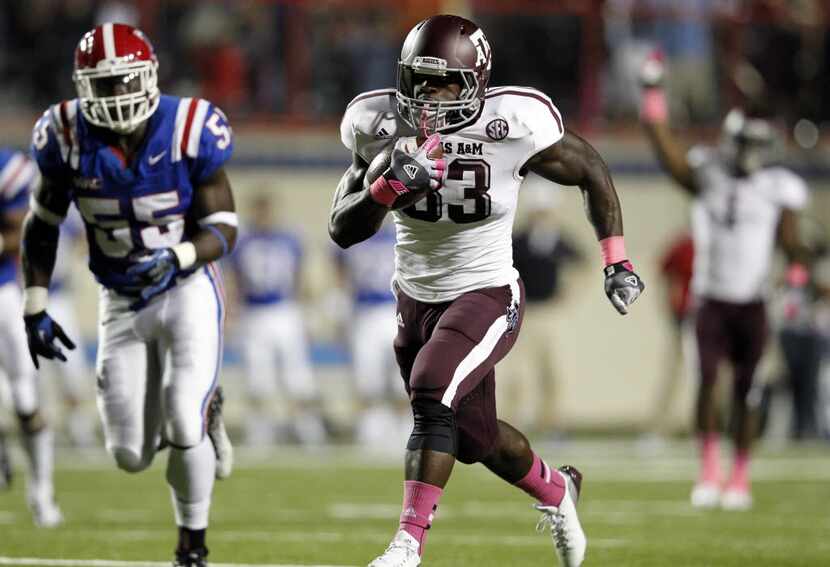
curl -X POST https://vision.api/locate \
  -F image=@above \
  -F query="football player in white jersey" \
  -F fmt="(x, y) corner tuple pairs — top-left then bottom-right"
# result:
(330, 15), (645, 567)
(22, 24), (234, 566)
(640, 52), (810, 510)
(0, 148), (62, 526)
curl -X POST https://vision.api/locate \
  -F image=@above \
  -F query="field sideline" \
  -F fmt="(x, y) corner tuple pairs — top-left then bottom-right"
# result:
(1, 441), (828, 566)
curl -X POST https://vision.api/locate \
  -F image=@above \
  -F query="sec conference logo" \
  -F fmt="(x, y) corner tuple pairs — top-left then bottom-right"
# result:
(486, 118), (509, 141)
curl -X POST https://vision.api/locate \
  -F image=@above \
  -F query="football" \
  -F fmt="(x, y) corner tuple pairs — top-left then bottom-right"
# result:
(365, 136), (443, 210)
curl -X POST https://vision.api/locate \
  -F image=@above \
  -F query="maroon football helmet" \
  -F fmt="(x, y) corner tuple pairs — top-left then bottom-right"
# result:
(396, 15), (492, 133)
(73, 23), (160, 133)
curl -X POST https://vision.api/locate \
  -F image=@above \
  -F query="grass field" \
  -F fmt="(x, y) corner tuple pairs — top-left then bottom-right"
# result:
(0, 440), (828, 566)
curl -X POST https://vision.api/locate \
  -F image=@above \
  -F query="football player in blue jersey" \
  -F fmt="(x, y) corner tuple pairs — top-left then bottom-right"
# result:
(0, 148), (63, 526)
(227, 194), (325, 446)
(21, 23), (236, 566)
(333, 223), (409, 448)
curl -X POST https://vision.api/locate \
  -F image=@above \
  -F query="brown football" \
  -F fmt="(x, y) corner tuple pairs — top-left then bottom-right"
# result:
(365, 137), (442, 210)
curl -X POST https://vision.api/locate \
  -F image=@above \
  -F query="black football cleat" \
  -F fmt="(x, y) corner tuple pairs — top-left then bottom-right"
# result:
(173, 547), (208, 567)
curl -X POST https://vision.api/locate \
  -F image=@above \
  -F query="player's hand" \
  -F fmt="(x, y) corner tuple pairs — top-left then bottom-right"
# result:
(126, 248), (181, 306)
(639, 49), (666, 88)
(389, 133), (447, 192)
(24, 311), (76, 369)
(604, 261), (645, 315)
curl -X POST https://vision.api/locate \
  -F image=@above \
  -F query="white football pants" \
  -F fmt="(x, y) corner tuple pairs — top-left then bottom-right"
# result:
(350, 302), (401, 401)
(41, 290), (91, 403)
(96, 267), (223, 472)
(239, 301), (316, 401)
(0, 283), (39, 415)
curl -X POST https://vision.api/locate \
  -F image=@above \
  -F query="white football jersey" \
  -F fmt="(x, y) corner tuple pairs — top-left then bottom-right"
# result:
(687, 146), (809, 302)
(341, 87), (564, 302)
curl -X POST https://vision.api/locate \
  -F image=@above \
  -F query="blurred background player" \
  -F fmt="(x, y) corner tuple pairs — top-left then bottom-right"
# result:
(23, 23), (235, 566)
(39, 206), (97, 448)
(499, 185), (583, 437)
(0, 147), (62, 527)
(333, 221), (408, 448)
(227, 193), (325, 446)
(640, 52), (811, 510)
(772, 216), (830, 440)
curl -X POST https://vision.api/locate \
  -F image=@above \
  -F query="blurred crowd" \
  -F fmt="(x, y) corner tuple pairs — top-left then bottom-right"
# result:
(3, 0), (830, 130)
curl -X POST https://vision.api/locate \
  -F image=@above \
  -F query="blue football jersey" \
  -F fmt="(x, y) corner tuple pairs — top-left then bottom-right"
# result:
(0, 149), (39, 286)
(336, 225), (396, 305)
(30, 95), (233, 294)
(230, 228), (303, 305)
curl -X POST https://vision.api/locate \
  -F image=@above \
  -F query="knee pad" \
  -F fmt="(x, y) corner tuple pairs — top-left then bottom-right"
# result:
(164, 417), (203, 450)
(407, 398), (457, 456)
(111, 447), (153, 473)
(16, 411), (45, 435)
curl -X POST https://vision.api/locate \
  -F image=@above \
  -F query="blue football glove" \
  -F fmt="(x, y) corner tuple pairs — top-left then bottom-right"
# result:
(604, 260), (645, 315)
(126, 248), (181, 307)
(24, 311), (76, 369)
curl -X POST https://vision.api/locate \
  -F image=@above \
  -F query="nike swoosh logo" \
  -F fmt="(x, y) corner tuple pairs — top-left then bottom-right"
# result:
(148, 150), (166, 165)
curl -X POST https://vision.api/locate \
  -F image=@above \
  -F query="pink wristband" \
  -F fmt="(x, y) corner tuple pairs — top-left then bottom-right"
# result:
(641, 88), (668, 124)
(368, 176), (401, 207)
(600, 236), (627, 266)
(786, 263), (809, 287)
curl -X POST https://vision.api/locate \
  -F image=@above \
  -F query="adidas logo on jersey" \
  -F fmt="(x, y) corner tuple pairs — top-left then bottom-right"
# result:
(403, 164), (419, 180)
(397, 312), (404, 327)
(375, 127), (391, 138)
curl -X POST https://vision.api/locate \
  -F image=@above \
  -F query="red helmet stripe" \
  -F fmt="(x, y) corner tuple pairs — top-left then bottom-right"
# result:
(102, 22), (117, 59)
(180, 99), (200, 159)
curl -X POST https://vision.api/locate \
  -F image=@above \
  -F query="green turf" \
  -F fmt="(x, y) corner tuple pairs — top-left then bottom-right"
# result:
(1, 442), (828, 566)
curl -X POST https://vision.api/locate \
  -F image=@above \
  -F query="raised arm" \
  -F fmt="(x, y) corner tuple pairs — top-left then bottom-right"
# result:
(525, 129), (645, 315)
(638, 52), (698, 194)
(328, 151), (388, 249)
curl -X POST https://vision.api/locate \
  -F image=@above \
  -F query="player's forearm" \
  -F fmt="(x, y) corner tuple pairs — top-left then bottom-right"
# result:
(21, 212), (59, 288)
(174, 223), (237, 269)
(580, 163), (624, 240)
(329, 166), (388, 248)
(643, 123), (696, 192)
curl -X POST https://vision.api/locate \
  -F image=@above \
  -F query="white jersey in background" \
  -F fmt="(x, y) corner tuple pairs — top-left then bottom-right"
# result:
(341, 86), (564, 303)
(687, 147), (809, 303)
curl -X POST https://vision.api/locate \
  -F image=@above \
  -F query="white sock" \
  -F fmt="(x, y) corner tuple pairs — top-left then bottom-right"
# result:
(21, 428), (55, 504)
(166, 436), (216, 529)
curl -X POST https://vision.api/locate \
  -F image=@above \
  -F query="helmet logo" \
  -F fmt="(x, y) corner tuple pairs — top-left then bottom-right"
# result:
(486, 118), (509, 141)
(469, 28), (491, 71)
